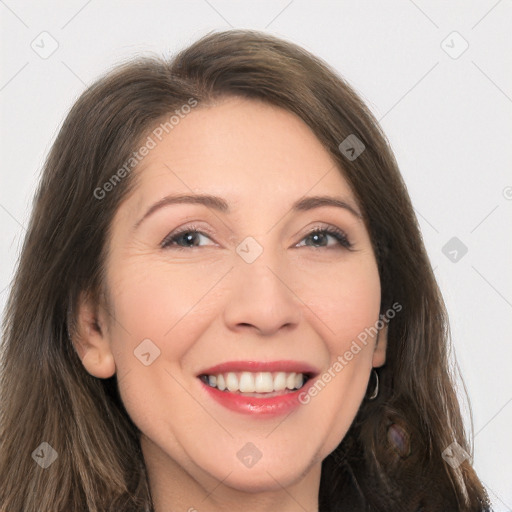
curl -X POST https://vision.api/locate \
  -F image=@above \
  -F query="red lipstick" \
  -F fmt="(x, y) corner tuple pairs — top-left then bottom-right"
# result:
(198, 360), (318, 375)
(197, 360), (318, 417)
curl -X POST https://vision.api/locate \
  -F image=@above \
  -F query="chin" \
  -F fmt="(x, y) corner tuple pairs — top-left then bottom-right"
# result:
(221, 467), (304, 493)
(201, 451), (317, 495)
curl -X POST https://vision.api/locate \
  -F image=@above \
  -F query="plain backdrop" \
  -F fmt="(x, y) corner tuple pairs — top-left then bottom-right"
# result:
(1, 1), (511, 509)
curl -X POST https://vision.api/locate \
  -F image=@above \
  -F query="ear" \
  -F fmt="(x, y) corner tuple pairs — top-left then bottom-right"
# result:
(70, 292), (116, 379)
(372, 322), (388, 368)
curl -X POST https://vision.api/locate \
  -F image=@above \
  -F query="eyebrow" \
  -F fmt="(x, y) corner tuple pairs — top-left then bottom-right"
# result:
(133, 193), (362, 229)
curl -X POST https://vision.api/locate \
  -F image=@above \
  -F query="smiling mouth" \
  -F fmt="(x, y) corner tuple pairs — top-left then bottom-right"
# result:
(199, 371), (311, 396)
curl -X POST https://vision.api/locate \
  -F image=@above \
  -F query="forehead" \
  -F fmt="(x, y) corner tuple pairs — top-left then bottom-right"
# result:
(128, 97), (356, 214)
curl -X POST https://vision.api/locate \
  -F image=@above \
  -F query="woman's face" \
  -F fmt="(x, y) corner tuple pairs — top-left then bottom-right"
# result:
(85, 97), (384, 494)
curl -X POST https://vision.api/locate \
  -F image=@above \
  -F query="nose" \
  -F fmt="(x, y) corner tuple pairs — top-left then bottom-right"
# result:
(223, 248), (302, 337)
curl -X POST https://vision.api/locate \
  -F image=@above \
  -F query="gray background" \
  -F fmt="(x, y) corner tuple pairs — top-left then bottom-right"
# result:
(1, 1), (511, 509)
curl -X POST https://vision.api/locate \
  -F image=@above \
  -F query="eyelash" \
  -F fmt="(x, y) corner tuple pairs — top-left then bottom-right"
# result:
(160, 224), (352, 250)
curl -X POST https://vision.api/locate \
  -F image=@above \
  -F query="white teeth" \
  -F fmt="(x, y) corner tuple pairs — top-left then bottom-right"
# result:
(255, 372), (274, 392)
(273, 372), (287, 391)
(217, 374), (226, 391)
(204, 371), (307, 393)
(239, 372), (255, 392)
(226, 372), (238, 392)
(286, 372), (296, 390)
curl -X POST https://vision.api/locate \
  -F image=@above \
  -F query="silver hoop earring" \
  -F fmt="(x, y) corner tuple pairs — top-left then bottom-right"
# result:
(368, 369), (379, 400)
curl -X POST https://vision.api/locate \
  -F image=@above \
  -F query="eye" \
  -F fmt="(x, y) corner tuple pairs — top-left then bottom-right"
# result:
(296, 226), (352, 249)
(161, 225), (216, 249)
(161, 225), (352, 250)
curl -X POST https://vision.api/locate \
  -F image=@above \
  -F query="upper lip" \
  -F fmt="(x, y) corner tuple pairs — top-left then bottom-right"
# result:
(198, 360), (319, 376)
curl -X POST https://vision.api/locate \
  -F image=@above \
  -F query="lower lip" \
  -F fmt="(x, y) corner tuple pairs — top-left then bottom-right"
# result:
(199, 379), (315, 416)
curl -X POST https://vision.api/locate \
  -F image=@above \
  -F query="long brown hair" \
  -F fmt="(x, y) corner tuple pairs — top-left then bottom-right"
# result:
(0, 29), (490, 511)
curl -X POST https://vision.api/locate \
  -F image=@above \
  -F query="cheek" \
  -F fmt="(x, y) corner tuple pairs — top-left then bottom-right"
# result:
(104, 258), (231, 453)
(107, 255), (230, 348)
(292, 257), (381, 455)
(295, 254), (381, 346)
